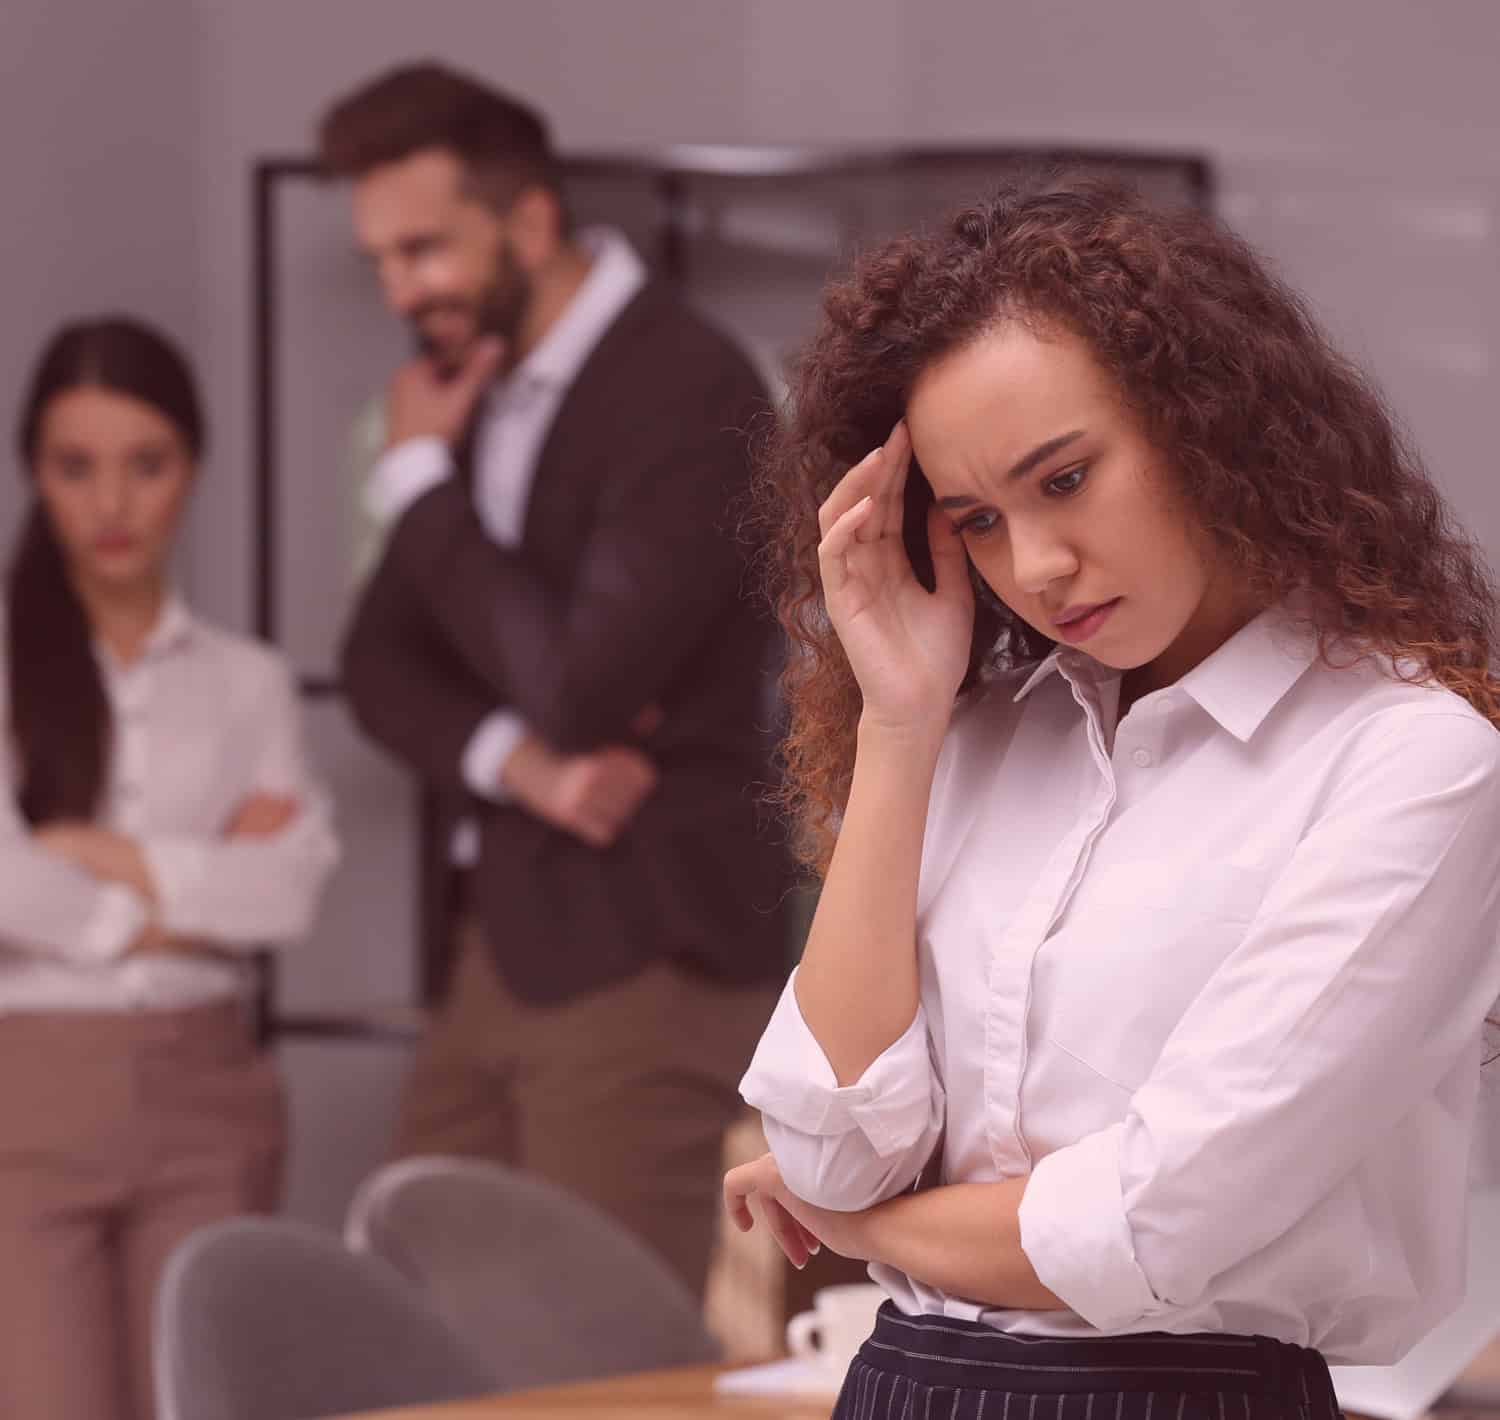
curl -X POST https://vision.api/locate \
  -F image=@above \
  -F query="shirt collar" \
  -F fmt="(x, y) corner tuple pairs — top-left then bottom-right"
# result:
(1013, 648), (1067, 703)
(1012, 604), (1315, 742)
(510, 227), (647, 391)
(94, 591), (196, 670)
(149, 593), (196, 654)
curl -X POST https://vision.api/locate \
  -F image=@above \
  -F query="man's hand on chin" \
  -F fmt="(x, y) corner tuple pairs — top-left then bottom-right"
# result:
(385, 336), (504, 449)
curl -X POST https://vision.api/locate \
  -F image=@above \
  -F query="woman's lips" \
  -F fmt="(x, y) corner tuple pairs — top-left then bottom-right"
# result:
(1054, 597), (1121, 643)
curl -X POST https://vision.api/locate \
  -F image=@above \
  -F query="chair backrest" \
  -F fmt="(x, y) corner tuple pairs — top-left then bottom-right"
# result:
(155, 1216), (494, 1420)
(345, 1156), (720, 1391)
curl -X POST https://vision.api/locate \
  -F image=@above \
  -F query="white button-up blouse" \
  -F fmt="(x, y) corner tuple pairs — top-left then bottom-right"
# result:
(740, 607), (1500, 1365)
(0, 597), (339, 1012)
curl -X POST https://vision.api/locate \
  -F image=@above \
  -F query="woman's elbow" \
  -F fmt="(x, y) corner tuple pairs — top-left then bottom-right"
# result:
(767, 1123), (925, 1213)
(262, 837), (340, 944)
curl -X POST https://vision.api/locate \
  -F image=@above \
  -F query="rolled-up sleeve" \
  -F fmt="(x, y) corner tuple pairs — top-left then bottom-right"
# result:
(1020, 710), (1500, 1333)
(740, 966), (945, 1211)
(1019, 1123), (1163, 1330)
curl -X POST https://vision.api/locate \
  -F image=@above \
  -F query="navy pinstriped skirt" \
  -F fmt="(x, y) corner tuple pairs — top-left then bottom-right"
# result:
(833, 1306), (1343, 1420)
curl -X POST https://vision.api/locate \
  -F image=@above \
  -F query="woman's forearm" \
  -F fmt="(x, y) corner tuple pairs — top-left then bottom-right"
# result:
(793, 715), (946, 1086)
(35, 825), (159, 903)
(864, 1179), (1065, 1311)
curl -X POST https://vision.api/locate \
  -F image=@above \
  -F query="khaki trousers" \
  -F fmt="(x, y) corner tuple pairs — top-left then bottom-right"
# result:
(390, 917), (779, 1297)
(0, 1002), (285, 1420)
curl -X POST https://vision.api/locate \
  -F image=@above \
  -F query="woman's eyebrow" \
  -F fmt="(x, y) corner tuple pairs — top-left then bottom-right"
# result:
(937, 429), (1086, 509)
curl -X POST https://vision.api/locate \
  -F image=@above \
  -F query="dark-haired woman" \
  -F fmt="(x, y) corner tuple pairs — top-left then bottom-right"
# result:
(726, 177), (1500, 1420)
(0, 318), (338, 1420)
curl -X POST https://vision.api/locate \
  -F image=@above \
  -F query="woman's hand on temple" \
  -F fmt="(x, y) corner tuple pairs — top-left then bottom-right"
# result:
(818, 421), (975, 737)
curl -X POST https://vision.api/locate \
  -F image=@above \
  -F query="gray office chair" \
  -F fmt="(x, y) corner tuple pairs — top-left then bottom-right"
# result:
(154, 1216), (493, 1420)
(345, 1156), (721, 1391)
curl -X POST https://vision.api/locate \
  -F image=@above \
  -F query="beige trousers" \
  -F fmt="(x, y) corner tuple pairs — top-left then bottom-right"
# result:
(391, 917), (779, 1298)
(0, 1001), (285, 1420)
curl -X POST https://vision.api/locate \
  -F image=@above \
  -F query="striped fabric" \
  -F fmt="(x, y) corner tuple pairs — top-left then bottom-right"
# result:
(833, 1306), (1343, 1420)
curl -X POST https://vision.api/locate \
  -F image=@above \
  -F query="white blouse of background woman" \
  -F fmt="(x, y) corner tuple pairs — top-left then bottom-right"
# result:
(0, 596), (339, 1012)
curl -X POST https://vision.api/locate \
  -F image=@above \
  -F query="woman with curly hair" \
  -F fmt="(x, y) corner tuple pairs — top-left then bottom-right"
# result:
(725, 175), (1500, 1420)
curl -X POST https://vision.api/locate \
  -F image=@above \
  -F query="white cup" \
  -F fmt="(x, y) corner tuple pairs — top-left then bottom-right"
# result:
(785, 1283), (886, 1387)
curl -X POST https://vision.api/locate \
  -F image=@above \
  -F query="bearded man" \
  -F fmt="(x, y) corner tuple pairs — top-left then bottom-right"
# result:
(321, 63), (791, 1298)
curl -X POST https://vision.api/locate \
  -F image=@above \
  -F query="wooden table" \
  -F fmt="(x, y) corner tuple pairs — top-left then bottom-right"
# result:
(333, 1340), (1500, 1420)
(333, 1364), (833, 1420)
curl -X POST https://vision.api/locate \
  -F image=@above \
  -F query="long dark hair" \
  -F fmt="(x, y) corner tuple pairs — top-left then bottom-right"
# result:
(7, 317), (205, 825)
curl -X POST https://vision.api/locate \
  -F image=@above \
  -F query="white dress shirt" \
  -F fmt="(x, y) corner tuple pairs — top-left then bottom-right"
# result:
(0, 596), (340, 1012)
(740, 606), (1500, 1365)
(363, 227), (648, 827)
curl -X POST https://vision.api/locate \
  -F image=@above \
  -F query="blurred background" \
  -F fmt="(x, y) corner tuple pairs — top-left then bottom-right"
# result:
(4, 0), (1498, 1271)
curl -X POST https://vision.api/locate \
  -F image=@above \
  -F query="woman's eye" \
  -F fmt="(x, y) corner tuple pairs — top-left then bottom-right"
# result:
(131, 452), (167, 477)
(957, 511), (999, 539)
(1045, 465), (1088, 497)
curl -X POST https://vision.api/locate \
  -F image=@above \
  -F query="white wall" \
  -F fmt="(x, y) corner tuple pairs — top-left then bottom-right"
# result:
(182, 0), (1500, 626)
(0, 0), (198, 552)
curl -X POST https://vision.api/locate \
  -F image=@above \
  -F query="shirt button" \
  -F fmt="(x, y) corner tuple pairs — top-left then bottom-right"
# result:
(1131, 747), (1153, 768)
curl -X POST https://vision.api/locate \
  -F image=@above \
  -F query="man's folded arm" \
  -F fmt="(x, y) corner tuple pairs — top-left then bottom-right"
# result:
(339, 546), (509, 795)
(380, 373), (766, 754)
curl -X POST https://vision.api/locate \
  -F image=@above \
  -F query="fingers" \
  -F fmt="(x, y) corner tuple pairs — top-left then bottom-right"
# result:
(387, 336), (503, 448)
(564, 749), (660, 848)
(870, 421), (912, 542)
(722, 1158), (823, 1269)
(787, 1212), (823, 1256)
(593, 749), (658, 818)
(723, 1164), (759, 1233)
(573, 818), (616, 851)
(454, 336), (505, 395)
(760, 1196), (818, 1269)
(816, 494), (876, 597)
(817, 447), (880, 539)
(817, 420), (910, 542)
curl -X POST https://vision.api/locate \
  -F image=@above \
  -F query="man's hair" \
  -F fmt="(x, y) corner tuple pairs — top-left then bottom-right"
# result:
(318, 62), (563, 214)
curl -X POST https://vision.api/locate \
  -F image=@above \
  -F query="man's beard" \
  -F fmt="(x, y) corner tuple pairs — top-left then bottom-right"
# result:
(410, 243), (530, 378)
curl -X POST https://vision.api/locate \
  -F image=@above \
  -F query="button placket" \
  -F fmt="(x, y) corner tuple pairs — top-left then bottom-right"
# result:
(986, 670), (1118, 1176)
(1117, 696), (1170, 776)
(110, 661), (153, 831)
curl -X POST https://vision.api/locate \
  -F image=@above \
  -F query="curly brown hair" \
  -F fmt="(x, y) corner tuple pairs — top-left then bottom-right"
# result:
(754, 172), (1500, 877)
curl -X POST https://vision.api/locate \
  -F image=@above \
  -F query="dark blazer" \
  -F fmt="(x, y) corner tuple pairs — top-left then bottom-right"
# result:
(339, 281), (794, 1005)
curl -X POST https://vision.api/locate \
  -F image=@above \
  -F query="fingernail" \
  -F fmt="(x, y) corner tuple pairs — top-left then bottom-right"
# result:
(854, 495), (872, 512)
(810, 1243), (822, 1254)
(793, 1259), (807, 1270)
